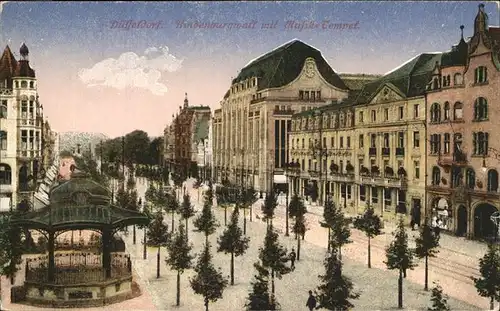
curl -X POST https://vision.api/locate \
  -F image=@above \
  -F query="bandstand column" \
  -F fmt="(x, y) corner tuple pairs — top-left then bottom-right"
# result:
(102, 228), (112, 278)
(48, 231), (55, 283)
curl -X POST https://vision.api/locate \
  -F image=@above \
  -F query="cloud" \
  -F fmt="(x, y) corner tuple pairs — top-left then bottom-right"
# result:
(78, 46), (183, 96)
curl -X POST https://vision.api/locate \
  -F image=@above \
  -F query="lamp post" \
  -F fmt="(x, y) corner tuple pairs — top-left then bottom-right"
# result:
(284, 163), (290, 236)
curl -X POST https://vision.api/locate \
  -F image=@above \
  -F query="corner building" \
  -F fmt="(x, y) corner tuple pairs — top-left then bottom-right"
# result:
(426, 4), (500, 239)
(212, 40), (349, 192)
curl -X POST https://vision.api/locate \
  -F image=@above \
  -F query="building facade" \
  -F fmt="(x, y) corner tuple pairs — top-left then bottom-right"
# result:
(426, 4), (500, 239)
(212, 40), (350, 192)
(0, 43), (44, 212)
(164, 93), (211, 177)
(196, 117), (212, 181)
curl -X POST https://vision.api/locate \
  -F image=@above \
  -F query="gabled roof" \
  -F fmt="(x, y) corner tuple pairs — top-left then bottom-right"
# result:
(0, 46), (18, 82)
(232, 40), (348, 91)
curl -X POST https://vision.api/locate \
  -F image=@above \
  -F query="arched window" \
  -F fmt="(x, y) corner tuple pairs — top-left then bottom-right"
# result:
(473, 132), (489, 155)
(29, 81), (34, 88)
(474, 97), (488, 120)
(443, 102), (450, 120)
(20, 81), (27, 88)
(14, 81), (18, 88)
(432, 166), (441, 185)
(465, 168), (475, 189)
(474, 66), (488, 84)
(0, 164), (11, 185)
(0, 131), (6, 150)
(453, 73), (463, 85)
(430, 103), (441, 123)
(432, 78), (439, 89)
(0, 100), (6, 118)
(446, 75), (450, 86)
(487, 169), (499, 192)
(453, 102), (463, 120)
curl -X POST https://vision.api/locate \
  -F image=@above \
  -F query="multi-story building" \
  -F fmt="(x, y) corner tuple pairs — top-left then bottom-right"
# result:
(0, 43), (44, 212)
(163, 118), (175, 168)
(212, 39), (350, 192)
(426, 4), (500, 239)
(164, 93), (211, 177)
(41, 119), (57, 173)
(196, 117), (212, 181)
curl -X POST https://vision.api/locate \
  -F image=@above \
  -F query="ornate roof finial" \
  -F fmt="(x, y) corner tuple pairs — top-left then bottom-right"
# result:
(20, 43), (29, 57)
(184, 92), (189, 108)
(460, 25), (464, 39)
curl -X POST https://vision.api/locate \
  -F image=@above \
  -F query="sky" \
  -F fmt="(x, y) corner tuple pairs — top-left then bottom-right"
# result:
(1, 1), (499, 138)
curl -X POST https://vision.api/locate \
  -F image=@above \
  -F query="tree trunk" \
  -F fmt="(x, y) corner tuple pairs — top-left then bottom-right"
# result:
(271, 269), (275, 295)
(205, 297), (209, 311)
(205, 233), (208, 245)
(243, 208), (247, 235)
(156, 247), (160, 278)
(250, 205), (253, 222)
(297, 233), (301, 261)
(327, 228), (331, 252)
(133, 225), (136, 245)
(230, 252), (234, 285)
(176, 270), (181, 306)
(490, 297), (494, 310)
(224, 207), (227, 226)
(398, 269), (403, 309)
(185, 218), (189, 241)
(368, 236), (371, 268)
(339, 246), (342, 261)
(424, 255), (429, 291)
(171, 212), (175, 233)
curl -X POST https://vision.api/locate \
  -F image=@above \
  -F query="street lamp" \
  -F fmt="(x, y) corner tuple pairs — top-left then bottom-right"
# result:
(284, 163), (290, 236)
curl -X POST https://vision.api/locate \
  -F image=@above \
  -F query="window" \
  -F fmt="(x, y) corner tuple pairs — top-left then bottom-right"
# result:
(304, 91), (309, 100)
(308, 159), (311, 170)
(474, 66), (488, 84)
(413, 131), (420, 148)
(432, 166), (441, 185)
(0, 164), (11, 185)
(384, 189), (392, 206)
(359, 185), (366, 201)
(488, 169), (499, 192)
(430, 103), (441, 122)
(371, 110), (376, 122)
(453, 102), (463, 120)
(29, 81), (34, 88)
(347, 185), (352, 199)
(444, 133), (450, 154)
(21, 130), (27, 150)
(317, 91), (321, 100)
(414, 161), (420, 179)
(398, 106), (404, 119)
(21, 100), (28, 119)
(21, 81), (27, 88)
(359, 111), (364, 123)
(0, 100), (6, 118)
(359, 134), (364, 148)
(465, 168), (475, 189)
(330, 137), (334, 148)
(346, 136), (351, 148)
(302, 139), (305, 148)
(35, 131), (40, 150)
(14, 81), (18, 88)
(323, 137), (326, 148)
(340, 137), (344, 148)
(451, 166), (461, 188)
(473, 132), (489, 155)
(443, 102), (450, 120)
(301, 159), (305, 170)
(474, 97), (488, 120)
(0, 131), (6, 150)
(370, 134), (376, 148)
(372, 187), (378, 204)
(398, 132), (404, 148)
(383, 133), (389, 148)
(358, 159), (363, 172)
(413, 104), (419, 118)
(453, 73), (463, 85)
(430, 134), (440, 154)
(384, 108), (389, 121)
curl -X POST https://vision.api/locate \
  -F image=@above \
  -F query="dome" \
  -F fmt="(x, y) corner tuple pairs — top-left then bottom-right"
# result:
(49, 171), (111, 205)
(20, 43), (29, 56)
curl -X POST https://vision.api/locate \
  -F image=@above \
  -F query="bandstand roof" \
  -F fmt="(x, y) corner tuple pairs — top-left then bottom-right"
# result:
(10, 171), (150, 232)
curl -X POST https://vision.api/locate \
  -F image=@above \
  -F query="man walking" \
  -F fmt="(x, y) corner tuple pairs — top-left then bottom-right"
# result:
(289, 248), (296, 271)
(306, 290), (317, 311)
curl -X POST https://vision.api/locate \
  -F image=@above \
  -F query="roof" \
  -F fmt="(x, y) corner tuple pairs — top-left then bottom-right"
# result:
(9, 171), (150, 231)
(188, 105), (211, 111)
(356, 53), (442, 104)
(339, 73), (382, 90)
(232, 39), (348, 91)
(293, 93), (359, 118)
(193, 115), (210, 142)
(0, 46), (18, 84)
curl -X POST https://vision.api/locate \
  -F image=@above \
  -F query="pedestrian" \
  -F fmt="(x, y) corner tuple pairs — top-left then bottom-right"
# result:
(289, 248), (296, 270)
(306, 290), (317, 311)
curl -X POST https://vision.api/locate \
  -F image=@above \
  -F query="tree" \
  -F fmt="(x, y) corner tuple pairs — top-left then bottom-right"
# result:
(258, 224), (291, 298)
(217, 205), (250, 285)
(472, 244), (500, 310)
(0, 213), (23, 284)
(193, 186), (219, 244)
(261, 192), (277, 228)
(190, 242), (228, 311)
(415, 219), (440, 291)
(384, 217), (417, 309)
(180, 194), (196, 240)
(147, 137), (163, 166)
(353, 205), (382, 268)
(125, 175), (140, 244)
(166, 222), (194, 306)
(245, 262), (279, 310)
(215, 186), (230, 226)
(316, 249), (360, 310)
(115, 183), (130, 209)
(428, 282), (451, 311)
(323, 198), (351, 260)
(165, 190), (179, 233)
(147, 211), (170, 278)
(289, 194), (307, 261)
(124, 130), (150, 164)
(145, 183), (158, 205)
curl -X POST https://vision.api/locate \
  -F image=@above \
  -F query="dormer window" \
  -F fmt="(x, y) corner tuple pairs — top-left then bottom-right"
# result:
(474, 66), (488, 84)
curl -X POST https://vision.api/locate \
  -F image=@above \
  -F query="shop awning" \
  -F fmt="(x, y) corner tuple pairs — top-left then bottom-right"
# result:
(273, 175), (287, 184)
(0, 197), (11, 213)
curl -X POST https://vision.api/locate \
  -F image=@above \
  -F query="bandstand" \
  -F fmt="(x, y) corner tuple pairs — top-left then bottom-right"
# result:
(9, 171), (150, 308)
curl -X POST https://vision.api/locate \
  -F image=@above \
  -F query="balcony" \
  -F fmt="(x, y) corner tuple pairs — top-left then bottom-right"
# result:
(330, 173), (355, 183)
(0, 184), (13, 193)
(307, 170), (321, 178)
(395, 148), (405, 156)
(17, 150), (41, 159)
(438, 152), (468, 167)
(382, 147), (390, 156)
(360, 175), (383, 185)
(369, 148), (377, 156)
(18, 118), (37, 126)
(384, 177), (407, 188)
(273, 109), (294, 116)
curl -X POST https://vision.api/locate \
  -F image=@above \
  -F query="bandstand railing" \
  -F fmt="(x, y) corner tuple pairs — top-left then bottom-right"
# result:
(25, 252), (132, 285)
